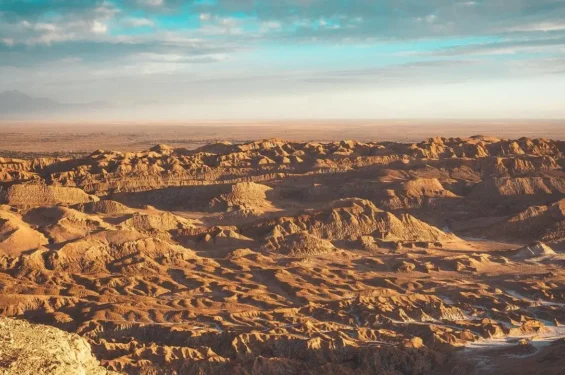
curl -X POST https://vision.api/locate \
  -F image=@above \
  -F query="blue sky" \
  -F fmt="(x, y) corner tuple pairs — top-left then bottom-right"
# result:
(1, 0), (565, 119)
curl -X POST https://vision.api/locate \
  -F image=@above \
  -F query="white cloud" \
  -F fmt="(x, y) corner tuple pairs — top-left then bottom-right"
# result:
(220, 18), (238, 27)
(200, 13), (211, 21)
(197, 17), (244, 35)
(95, 2), (120, 18)
(2, 38), (14, 47)
(138, 0), (164, 7)
(260, 21), (282, 31)
(91, 21), (108, 34)
(125, 17), (154, 27)
(10, 6), (118, 45)
(24, 29), (77, 46)
(34, 23), (57, 32)
(505, 22), (565, 32)
(418, 14), (437, 24)
(60, 57), (83, 63)
(425, 15), (437, 24)
(134, 52), (228, 63)
(19, 20), (57, 32)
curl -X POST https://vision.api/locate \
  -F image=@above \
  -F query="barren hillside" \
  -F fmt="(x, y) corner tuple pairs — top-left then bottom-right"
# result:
(2, 136), (565, 374)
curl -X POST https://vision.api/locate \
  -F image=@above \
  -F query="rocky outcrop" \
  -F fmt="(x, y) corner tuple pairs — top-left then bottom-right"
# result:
(0, 317), (118, 375)
(76, 200), (132, 215)
(0, 208), (48, 256)
(471, 177), (565, 198)
(0, 137), (562, 197)
(262, 231), (336, 256)
(247, 198), (454, 242)
(213, 182), (274, 210)
(0, 184), (98, 206)
(466, 199), (565, 244)
(513, 242), (556, 258)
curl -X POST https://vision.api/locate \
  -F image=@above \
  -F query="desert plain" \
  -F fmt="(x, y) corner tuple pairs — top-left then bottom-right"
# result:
(1, 122), (565, 375)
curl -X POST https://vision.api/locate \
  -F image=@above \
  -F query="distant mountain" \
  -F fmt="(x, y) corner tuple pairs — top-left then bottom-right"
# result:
(0, 90), (111, 115)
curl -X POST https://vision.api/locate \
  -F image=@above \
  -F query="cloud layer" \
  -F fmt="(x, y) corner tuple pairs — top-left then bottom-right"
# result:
(1, 0), (564, 119)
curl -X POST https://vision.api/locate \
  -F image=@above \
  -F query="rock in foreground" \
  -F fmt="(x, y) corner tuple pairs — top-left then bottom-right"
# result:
(0, 318), (117, 375)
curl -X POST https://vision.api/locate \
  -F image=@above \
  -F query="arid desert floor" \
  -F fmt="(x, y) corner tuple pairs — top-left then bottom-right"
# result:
(1, 120), (563, 155)
(1, 125), (565, 374)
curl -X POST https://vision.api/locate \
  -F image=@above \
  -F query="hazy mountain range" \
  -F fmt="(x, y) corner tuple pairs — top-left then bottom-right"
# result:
(0, 90), (111, 116)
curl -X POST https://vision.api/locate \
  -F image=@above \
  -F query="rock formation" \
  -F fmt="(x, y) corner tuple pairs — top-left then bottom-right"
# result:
(0, 137), (564, 374)
(0, 317), (118, 375)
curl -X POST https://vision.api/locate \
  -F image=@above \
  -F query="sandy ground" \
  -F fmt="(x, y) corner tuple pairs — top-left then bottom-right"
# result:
(0, 120), (563, 155)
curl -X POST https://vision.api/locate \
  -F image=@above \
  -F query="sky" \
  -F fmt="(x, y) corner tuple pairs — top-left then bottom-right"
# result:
(1, 0), (565, 120)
